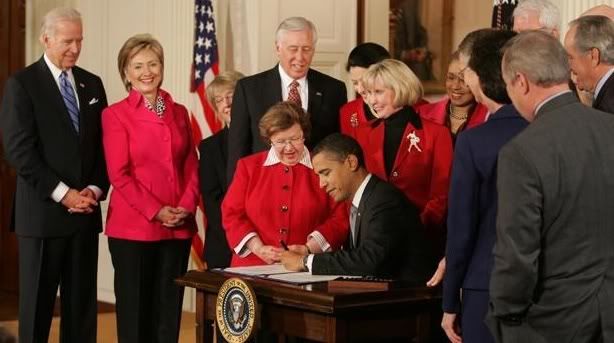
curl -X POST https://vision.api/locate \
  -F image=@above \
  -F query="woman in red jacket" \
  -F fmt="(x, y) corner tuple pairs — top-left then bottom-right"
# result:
(102, 34), (199, 342)
(222, 102), (348, 267)
(417, 51), (488, 143)
(339, 43), (390, 138)
(358, 59), (453, 255)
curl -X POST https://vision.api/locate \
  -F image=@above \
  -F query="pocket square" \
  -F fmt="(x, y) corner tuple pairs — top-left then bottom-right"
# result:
(316, 92), (322, 96)
(89, 98), (99, 105)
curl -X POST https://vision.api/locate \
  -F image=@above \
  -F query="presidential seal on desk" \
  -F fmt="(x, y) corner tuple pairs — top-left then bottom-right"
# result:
(216, 278), (258, 343)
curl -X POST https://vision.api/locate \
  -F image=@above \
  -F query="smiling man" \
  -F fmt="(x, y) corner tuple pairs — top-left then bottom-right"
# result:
(280, 133), (434, 283)
(0, 7), (108, 343)
(226, 17), (347, 184)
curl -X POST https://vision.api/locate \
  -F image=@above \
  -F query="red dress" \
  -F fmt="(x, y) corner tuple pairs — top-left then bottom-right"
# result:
(355, 107), (453, 247)
(417, 97), (488, 133)
(222, 151), (349, 266)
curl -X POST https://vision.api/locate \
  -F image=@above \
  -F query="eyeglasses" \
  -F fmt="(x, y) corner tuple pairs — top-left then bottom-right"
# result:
(214, 94), (233, 104)
(271, 136), (305, 148)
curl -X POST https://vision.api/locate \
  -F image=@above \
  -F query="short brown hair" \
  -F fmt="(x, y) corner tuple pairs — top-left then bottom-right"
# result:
(117, 34), (164, 92)
(259, 102), (311, 143)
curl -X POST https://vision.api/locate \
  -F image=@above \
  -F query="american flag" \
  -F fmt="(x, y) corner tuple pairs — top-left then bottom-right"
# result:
(189, 0), (220, 269)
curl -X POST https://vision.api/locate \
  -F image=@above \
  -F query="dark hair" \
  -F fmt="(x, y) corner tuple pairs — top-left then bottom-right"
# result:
(259, 101), (311, 142)
(458, 28), (494, 58)
(469, 30), (517, 104)
(345, 42), (391, 72)
(312, 133), (365, 168)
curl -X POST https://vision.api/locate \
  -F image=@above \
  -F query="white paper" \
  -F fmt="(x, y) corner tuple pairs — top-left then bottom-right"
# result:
(266, 272), (361, 284)
(222, 264), (290, 276)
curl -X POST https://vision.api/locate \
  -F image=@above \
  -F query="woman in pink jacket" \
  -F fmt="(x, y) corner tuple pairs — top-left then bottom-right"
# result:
(102, 34), (199, 343)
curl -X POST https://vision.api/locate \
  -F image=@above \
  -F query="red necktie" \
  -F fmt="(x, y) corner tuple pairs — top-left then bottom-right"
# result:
(288, 80), (301, 107)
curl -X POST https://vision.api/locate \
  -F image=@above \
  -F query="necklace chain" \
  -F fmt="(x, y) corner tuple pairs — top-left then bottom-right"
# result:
(449, 104), (469, 120)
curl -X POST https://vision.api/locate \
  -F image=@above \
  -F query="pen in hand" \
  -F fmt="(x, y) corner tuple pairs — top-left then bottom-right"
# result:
(280, 240), (289, 251)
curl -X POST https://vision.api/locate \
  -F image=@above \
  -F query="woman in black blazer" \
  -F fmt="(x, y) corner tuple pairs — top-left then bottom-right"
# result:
(198, 71), (244, 268)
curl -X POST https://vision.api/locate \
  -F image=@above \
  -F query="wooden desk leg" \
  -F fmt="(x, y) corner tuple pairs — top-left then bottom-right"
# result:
(325, 317), (347, 343)
(196, 291), (216, 343)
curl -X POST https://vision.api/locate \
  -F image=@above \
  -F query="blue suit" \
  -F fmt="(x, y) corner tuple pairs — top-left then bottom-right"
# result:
(442, 104), (528, 342)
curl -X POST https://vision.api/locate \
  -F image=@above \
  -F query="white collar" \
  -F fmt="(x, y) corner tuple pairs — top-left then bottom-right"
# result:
(594, 67), (614, 100)
(278, 64), (307, 90)
(534, 90), (573, 116)
(263, 147), (313, 169)
(351, 174), (372, 208)
(44, 53), (74, 81)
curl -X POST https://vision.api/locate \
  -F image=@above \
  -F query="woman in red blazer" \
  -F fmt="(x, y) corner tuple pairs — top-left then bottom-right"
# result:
(339, 43), (390, 138)
(222, 102), (348, 267)
(417, 51), (488, 143)
(358, 59), (453, 256)
(102, 35), (199, 342)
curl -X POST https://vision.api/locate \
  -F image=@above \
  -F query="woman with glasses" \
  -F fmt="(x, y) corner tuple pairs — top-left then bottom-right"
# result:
(222, 101), (348, 267)
(198, 70), (244, 269)
(417, 51), (488, 144)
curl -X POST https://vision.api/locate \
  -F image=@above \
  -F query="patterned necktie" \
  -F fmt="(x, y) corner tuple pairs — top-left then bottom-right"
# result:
(350, 205), (358, 246)
(288, 80), (302, 107)
(59, 71), (80, 133)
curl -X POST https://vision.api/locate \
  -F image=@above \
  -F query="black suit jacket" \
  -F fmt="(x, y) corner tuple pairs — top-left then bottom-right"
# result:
(312, 176), (435, 284)
(226, 66), (347, 183)
(198, 128), (232, 268)
(0, 57), (109, 237)
(593, 71), (614, 114)
(487, 92), (614, 342)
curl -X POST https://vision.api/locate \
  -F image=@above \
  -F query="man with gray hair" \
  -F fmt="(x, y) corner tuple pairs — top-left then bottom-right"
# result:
(0, 7), (108, 343)
(512, 0), (561, 38)
(487, 30), (614, 342)
(564, 15), (614, 113)
(227, 16), (347, 182)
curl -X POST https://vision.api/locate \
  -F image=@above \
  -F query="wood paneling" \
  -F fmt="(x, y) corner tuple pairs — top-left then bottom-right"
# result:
(0, 0), (25, 294)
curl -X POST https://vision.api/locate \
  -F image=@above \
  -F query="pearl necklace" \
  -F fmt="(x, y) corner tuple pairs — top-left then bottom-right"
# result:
(449, 104), (469, 120)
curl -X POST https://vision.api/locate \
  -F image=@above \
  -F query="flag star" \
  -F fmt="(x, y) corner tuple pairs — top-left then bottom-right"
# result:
(196, 36), (205, 47)
(194, 4), (199, 13)
(199, 22), (205, 32)
(205, 54), (211, 64)
(204, 38), (212, 49)
(206, 21), (214, 32)
(195, 53), (202, 64)
(201, 5), (206, 15)
(207, 7), (213, 17)
(195, 69), (201, 79)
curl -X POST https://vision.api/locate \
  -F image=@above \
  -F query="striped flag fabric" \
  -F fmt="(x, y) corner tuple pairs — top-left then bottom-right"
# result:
(189, 0), (220, 269)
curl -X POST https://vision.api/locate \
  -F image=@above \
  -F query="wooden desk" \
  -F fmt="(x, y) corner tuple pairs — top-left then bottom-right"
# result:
(177, 270), (442, 342)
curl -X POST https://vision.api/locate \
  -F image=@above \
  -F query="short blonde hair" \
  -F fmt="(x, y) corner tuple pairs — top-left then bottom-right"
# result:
(206, 71), (244, 122)
(361, 59), (423, 107)
(259, 102), (311, 143)
(117, 34), (164, 92)
(39, 7), (81, 40)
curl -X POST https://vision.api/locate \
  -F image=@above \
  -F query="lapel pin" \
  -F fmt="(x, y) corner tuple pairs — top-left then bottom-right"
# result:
(350, 113), (359, 128)
(316, 91), (322, 96)
(89, 98), (99, 105)
(407, 131), (422, 153)
(79, 83), (85, 88)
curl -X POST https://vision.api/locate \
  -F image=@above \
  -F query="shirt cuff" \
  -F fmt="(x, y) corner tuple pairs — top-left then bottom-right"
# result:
(308, 230), (331, 252)
(234, 232), (258, 257)
(306, 254), (314, 273)
(87, 185), (103, 200)
(51, 182), (70, 203)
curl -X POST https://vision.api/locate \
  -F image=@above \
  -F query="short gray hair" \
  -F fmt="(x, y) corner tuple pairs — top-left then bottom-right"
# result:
(275, 17), (318, 45)
(40, 7), (82, 39)
(502, 31), (569, 87)
(513, 0), (560, 32)
(569, 15), (614, 65)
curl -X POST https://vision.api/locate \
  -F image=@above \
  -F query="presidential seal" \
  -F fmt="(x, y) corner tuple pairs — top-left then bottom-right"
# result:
(216, 278), (257, 343)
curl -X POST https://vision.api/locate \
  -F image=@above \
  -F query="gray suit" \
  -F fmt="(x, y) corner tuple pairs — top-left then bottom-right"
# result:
(487, 92), (614, 343)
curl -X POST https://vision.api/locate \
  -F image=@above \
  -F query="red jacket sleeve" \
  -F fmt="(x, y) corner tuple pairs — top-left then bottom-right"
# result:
(176, 105), (200, 214)
(314, 200), (349, 250)
(420, 124), (453, 227)
(222, 158), (258, 248)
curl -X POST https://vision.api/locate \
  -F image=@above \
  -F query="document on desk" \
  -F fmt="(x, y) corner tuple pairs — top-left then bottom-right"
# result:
(266, 272), (358, 284)
(222, 264), (290, 276)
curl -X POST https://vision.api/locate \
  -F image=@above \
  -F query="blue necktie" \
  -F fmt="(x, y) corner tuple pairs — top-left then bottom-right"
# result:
(59, 71), (80, 133)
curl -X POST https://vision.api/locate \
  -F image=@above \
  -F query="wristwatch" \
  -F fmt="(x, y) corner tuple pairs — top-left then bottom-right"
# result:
(302, 255), (309, 272)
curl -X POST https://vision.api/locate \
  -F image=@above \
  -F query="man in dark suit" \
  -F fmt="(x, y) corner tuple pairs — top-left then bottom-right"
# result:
(487, 31), (614, 342)
(226, 16), (347, 183)
(280, 133), (434, 283)
(441, 30), (527, 343)
(0, 8), (108, 343)
(564, 15), (614, 113)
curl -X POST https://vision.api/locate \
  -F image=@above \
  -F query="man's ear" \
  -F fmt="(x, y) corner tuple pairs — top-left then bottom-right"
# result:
(517, 72), (530, 95)
(590, 47), (601, 67)
(345, 154), (359, 171)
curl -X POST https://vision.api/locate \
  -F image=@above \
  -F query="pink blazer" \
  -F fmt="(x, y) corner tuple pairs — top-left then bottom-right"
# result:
(102, 89), (200, 241)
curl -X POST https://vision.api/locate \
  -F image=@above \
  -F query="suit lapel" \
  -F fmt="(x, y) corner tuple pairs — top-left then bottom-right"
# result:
(36, 58), (79, 138)
(307, 69), (322, 116)
(218, 128), (229, 193)
(354, 176), (378, 247)
(594, 72), (614, 110)
(72, 67), (89, 142)
(265, 66), (283, 106)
